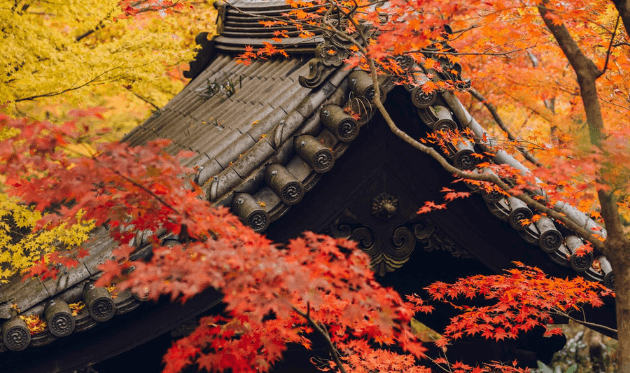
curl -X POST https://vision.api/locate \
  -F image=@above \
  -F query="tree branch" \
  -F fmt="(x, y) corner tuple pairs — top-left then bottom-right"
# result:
(611, 0), (630, 42)
(76, 25), (104, 42)
(599, 15), (620, 77)
(75, 9), (114, 42)
(292, 305), (348, 373)
(416, 47), (530, 57)
(538, 4), (604, 145)
(92, 156), (182, 216)
(549, 310), (618, 334)
(126, 88), (161, 111)
(316, 1), (609, 253)
(538, 2), (629, 259)
(469, 88), (542, 167)
(526, 51), (557, 115)
(442, 91), (609, 251)
(13, 69), (116, 103)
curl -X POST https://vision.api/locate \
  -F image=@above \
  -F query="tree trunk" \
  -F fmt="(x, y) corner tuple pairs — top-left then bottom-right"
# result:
(613, 254), (630, 372)
(538, 4), (630, 370)
(612, 0), (630, 38)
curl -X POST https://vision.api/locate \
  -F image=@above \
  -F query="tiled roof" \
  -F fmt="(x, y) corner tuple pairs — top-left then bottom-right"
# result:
(0, 227), (143, 353)
(126, 46), (613, 289)
(0, 2), (347, 353)
(213, 0), (323, 52)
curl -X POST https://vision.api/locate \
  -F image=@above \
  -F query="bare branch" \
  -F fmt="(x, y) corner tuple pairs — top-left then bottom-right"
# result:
(548, 310), (617, 334)
(76, 25), (104, 42)
(448, 24), (480, 35)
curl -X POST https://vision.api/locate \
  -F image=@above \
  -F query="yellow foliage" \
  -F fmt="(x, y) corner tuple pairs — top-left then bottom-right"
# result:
(19, 314), (47, 334)
(69, 301), (86, 316)
(0, 193), (95, 283)
(106, 284), (119, 299)
(2, 0), (217, 138)
(0, 0), (217, 282)
(410, 318), (441, 343)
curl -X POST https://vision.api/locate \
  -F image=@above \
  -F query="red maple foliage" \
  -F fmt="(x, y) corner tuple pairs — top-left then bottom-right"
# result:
(5, 0), (630, 369)
(1, 107), (614, 373)
(0, 113), (427, 373)
(421, 262), (613, 346)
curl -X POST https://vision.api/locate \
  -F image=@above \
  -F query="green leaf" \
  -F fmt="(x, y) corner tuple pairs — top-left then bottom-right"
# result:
(537, 361), (554, 373)
(566, 364), (578, 373)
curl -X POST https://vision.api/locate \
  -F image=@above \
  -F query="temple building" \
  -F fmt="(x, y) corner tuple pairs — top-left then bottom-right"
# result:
(0, 1), (616, 371)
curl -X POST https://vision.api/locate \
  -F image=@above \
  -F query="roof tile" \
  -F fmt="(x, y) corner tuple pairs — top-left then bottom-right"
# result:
(252, 59), (283, 79)
(197, 158), (225, 186)
(184, 152), (211, 168)
(258, 79), (293, 107)
(230, 78), (270, 104)
(232, 139), (275, 178)
(42, 262), (90, 295)
(215, 132), (257, 169)
(247, 106), (288, 140)
(193, 127), (240, 159)
(276, 58), (306, 80)
(236, 103), (274, 134)
(285, 154), (313, 181)
(295, 81), (335, 118)
(285, 60), (311, 82)
(159, 116), (197, 143)
(207, 168), (243, 201)
(219, 102), (260, 132)
(208, 96), (245, 122)
(274, 84), (309, 112)
(271, 110), (305, 147)
(253, 186), (282, 213)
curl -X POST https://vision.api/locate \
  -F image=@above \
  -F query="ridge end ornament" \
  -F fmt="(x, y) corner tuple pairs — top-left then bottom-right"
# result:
(317, 42), (350, 67)
(299, 58), (335, 89)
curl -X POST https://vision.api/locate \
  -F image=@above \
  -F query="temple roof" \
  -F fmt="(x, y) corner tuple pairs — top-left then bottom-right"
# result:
(0, 1), (615, 357)
(213, 0), (323, 52)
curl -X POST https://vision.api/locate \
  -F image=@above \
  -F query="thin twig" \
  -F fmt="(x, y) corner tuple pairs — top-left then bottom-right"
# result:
(126, 88), (161, 111)
(448, 24), (480, 35)
(76, 10), (113, 42)
(416, 47), (529, 57)
(13, 68), (117, 102)
(469, 88), (542, 166)
(292, 305), (348, 373)
(549, 311), (617, 334)
(598, 15), (620, 77)
(93, 157), (182, 215)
